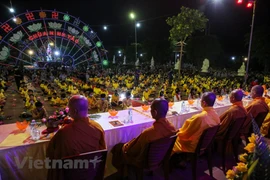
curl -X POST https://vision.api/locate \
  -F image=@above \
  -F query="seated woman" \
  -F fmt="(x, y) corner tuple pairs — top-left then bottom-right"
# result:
(122, 91), (132, 109)
(31, 101), (48, 120)
(50, 93), (60, 106)
(59, 93), (69, 107)
(25, 94), (37, 111)
(87, 89), (97, 109)
(96, 94), (109, 112)
(111, 90), (121, 107)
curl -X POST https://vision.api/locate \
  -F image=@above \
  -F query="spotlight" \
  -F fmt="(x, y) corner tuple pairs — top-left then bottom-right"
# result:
(54, 51), (60, 56)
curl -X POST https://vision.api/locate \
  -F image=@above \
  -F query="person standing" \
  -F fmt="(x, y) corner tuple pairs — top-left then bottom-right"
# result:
(14, 67), (23, 90)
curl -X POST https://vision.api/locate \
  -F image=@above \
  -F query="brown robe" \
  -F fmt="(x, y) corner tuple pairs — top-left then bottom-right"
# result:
(111, 118), (176, 171)
(216, 101), (247, 139)
(46, 118), (106, 180)
(242, 97), (269, 134)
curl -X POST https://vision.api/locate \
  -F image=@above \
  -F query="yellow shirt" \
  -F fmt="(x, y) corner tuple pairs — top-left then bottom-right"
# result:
(112, 83), (119, 89)
(87, 96), (97, 107)
(59, 98), (68, 106)
(0, 92), (5, 99)
(111, 95), (119, 103)
(172, 107), (220, 154)
(143, 91), (150, 101)
(51, 97), (60, 105)
(25, 100), (37, 111)
(94, 87), (101, 95)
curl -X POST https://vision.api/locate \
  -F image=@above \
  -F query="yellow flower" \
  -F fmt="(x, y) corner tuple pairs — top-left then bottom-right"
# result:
(248, 133), (257, 143)
(239, 153), (248, 163)
(226, 169), (236, 179)
(236, 162), (248, 172)
(244, 142), (255, 153)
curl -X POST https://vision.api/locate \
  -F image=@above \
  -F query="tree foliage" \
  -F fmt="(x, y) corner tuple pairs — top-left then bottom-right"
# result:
(166, 6), (208, 42)
(245, 25), (270, 72)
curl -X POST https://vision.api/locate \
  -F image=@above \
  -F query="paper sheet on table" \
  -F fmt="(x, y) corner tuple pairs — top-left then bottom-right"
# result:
(0, 133), (30, 147)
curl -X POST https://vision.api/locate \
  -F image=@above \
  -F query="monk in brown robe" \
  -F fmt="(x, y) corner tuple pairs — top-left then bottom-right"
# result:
(242, 85), (269, 134)
(46, 95), (106, 180)
(111, 99), (176, 177)
(215, 89), (247, 139)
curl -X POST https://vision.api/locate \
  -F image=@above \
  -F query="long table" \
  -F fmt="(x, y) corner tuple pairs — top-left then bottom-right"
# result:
(0, 101), (231, 180)
(133, 100), (231, 129)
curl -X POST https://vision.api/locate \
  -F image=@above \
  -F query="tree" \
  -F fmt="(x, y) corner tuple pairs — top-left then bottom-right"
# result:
(245, 25), (270, 72)
(166, 6), (208, 75)
(185, 35), (223, 68)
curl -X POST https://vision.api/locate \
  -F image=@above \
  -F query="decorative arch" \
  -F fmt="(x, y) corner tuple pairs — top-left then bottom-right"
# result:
(0, 9), (108, 68)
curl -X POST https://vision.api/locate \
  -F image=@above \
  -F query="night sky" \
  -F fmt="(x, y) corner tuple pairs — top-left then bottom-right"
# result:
(0, 0), (269, 56)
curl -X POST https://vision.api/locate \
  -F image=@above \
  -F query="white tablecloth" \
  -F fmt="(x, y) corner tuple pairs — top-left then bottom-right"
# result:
(132, 100), (231, 129)
(0, 110), (154, 179)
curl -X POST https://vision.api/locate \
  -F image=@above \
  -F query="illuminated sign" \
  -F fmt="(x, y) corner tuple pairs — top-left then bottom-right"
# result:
(28, 31), (79, 43)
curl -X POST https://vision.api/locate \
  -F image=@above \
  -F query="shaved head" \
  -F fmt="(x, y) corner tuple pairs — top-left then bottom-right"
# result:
(201, 92), (216, 107)
(231, 89), (244, 102)
(68, 95), (88, 119)
(151, 100), (168, 120)
(251, 85), (264, 98)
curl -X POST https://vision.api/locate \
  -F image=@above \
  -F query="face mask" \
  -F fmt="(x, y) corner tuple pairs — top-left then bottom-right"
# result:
(101, 98), (105, 100)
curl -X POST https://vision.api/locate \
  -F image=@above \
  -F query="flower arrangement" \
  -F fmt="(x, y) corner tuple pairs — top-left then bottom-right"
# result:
(43, 107), (72, 127)
(226, 134), (257, 179)
(226, 128), (270, 180)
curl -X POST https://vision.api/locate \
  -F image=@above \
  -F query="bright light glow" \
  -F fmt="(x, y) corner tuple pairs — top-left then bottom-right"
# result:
(140, 54), (143, 57)
(28, 50), (34, 55)
(231, 56), (235, 60)
(103, 26), (107, 30)
(118, 50), (121, 54)
(237, 0), (243, 4)
(136, 23), (141, 27)
(120, 93), (125, 100)
(130, 12), (135, 19)
(90, 30), (93, 33)
(9, 8), (15, 13)
(119, 54), (122, 57)
(49, 42), (54, 46)
(54, 51), (60, 56)
(177, 54), (180, 57)
(246, 2), (253, 8)
(13, 18), (16, 22)
(244, 57), (248, 61)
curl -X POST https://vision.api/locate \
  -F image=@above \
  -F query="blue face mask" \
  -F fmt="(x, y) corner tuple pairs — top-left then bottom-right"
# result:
(101, 98), (105, 100)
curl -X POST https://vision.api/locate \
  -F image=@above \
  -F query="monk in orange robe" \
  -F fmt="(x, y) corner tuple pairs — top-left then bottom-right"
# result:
(260, 100), (270, 136)
(111, 99), (176, 176)
(215, 89), (247, 139)
(241, 85), (269, 134)
(172, 92), (220, 154)
(46, 95), (106, 180)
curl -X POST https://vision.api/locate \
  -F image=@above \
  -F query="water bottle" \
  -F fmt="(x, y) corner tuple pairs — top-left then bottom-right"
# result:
(30, 120), (36, 131)
(128, 108), (133, 123)
(225, 94), (229, 103)
(196, 98), (201, 109)
(31, 127), (40, 140)
(181, 101), (186, 113)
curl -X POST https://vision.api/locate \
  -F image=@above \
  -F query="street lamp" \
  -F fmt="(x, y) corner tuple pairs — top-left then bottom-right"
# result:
(129, 12), (140, 61)
(243, 0), (256, 84)
(9, 8), (15, 13)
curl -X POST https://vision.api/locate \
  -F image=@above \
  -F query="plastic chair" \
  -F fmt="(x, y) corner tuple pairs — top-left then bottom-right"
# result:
(62, 149), (107, 180)
(246, 112), (268, 141)
(132, 133), (178, 180)
(221, 117), (246, 172)
(189, 125), (220, 180)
